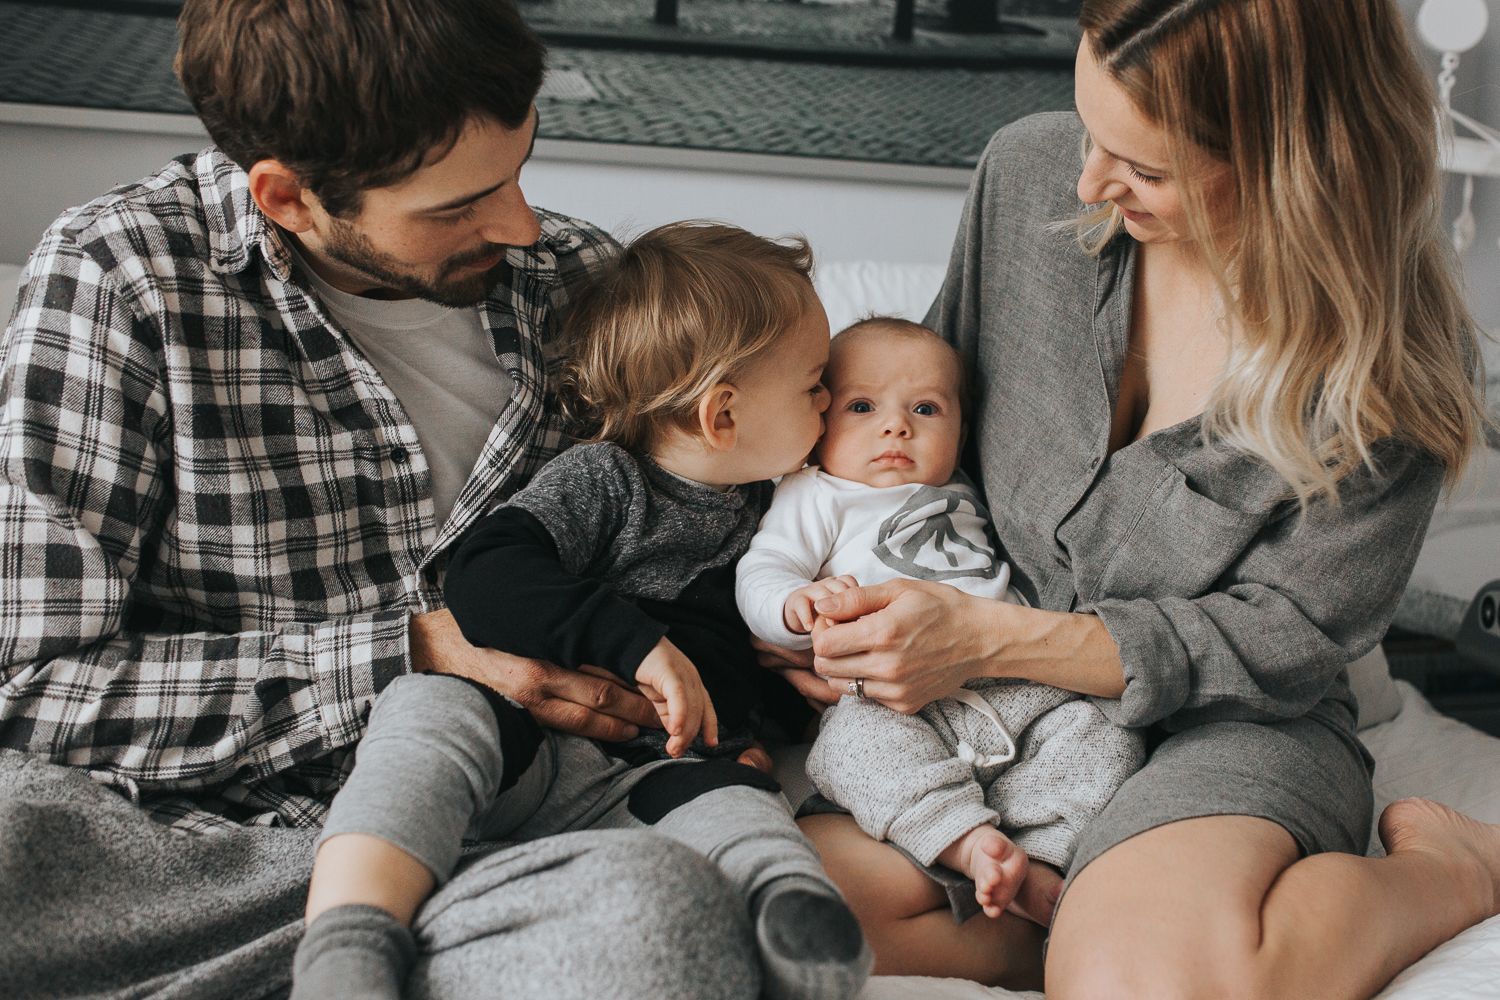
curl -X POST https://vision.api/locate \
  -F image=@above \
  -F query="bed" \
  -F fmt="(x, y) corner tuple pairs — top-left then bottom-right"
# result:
(4, 259), (1500, 997)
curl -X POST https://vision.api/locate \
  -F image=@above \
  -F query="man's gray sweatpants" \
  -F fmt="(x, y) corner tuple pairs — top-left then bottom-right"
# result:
(0, 678), (797, 1000)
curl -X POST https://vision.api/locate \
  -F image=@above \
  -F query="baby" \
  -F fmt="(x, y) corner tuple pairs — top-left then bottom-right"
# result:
(736, 318), (1145, 922)
(291, 223), (870, 1000)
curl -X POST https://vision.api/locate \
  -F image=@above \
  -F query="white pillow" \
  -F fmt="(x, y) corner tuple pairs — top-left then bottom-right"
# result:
(814, 261), (947, 335)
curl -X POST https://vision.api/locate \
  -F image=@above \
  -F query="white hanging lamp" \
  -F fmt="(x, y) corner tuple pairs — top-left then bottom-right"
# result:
(1419, 0), (1498, 252)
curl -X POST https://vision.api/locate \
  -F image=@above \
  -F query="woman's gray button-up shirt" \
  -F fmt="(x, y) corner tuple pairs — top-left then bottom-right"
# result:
(924, 112), (1444, 737)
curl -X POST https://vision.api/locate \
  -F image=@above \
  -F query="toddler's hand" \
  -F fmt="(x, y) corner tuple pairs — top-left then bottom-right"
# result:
(634, 638), (719, 757)
(783, 575), (860, 634)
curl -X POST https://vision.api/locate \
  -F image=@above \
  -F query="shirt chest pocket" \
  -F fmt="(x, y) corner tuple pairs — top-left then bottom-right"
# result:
(1077, 464), (1266, 604)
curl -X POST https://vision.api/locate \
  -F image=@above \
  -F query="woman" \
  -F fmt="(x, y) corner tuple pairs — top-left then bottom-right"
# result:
(770, 1), (1500, 996)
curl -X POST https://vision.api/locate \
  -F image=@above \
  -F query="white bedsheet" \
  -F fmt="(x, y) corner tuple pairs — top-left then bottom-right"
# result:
(858, 682), (1500, 999)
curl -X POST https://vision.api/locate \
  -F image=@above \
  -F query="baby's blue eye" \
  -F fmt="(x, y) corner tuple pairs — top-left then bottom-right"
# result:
(913, 403), (936, 416)
(850, 401), (874, 414)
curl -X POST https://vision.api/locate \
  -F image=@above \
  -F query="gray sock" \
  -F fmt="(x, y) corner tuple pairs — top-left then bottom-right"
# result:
(753, 883), (873, 1000)
(291, 904), (417, 1000)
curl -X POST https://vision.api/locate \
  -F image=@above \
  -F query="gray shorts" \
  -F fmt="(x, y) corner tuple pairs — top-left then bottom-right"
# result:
(1066, 702), (1375, 886)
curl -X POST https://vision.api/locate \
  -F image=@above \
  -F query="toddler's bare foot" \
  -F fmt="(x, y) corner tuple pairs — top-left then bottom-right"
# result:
(1379, 798), (1500, 919)
(736, 741), (774, 774)
(937, 825), (1029, 920)
(1008, 862), (1064, 929)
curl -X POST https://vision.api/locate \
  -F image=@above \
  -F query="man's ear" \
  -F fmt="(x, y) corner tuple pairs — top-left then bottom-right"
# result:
(247, 160), (318, 234)
(696, 384), (738, 452)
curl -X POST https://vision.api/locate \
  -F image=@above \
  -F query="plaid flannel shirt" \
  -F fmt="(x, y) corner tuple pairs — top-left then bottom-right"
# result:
(0, 148), (617, 832)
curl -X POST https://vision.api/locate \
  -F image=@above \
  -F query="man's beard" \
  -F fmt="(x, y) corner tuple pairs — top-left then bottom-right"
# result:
(322, 217), (507, 308)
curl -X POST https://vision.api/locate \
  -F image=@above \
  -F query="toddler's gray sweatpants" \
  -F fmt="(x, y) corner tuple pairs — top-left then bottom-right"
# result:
(320, 673), (836, 991)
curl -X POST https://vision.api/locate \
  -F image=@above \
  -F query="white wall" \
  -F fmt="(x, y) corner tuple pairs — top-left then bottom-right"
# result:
(1401, 0), (1500, 328)
(0, 108), (970, 270)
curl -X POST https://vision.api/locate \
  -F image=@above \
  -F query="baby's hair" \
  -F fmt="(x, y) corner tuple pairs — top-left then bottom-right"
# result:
(560, 221), (816, 452)
(832, 315), (973, 423)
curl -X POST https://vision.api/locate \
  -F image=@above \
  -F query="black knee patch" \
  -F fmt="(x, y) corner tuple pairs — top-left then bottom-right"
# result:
(451, 674), (544, 794)
(627, 759), (782, 825)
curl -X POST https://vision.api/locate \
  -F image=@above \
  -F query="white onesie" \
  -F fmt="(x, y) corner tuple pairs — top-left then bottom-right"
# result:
(735, 465), (1143, 879)
(736, 466), (1019, 652)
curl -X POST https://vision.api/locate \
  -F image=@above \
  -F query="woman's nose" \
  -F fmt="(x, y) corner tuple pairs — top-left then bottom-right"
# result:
(1077, 147), (1128, 207)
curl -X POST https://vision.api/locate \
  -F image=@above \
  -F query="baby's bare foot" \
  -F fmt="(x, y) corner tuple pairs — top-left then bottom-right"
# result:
(938, 825), (1029, 919)
(1380, 798), (1500, 919)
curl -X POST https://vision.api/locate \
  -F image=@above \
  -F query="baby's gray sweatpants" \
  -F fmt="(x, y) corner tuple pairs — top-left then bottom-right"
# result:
(321, 673), (835, 924)
(807, 678), (1145, 871)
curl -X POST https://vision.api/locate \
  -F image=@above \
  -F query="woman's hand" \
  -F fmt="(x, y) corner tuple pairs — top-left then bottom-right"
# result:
(750, 635), (840, 713)
(809, 579), (1005, 713)
(810, 580), (1128, 710)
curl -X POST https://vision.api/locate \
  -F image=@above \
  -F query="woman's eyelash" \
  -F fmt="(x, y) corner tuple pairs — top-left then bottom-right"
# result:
(1127, 164), (1164, 185)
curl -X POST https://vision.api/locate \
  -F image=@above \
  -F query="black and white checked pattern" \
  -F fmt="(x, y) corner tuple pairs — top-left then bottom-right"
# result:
(0, 148), (617, 831)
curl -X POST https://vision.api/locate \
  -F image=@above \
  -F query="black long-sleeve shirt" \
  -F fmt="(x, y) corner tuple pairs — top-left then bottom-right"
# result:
(446, 442), (812, 759)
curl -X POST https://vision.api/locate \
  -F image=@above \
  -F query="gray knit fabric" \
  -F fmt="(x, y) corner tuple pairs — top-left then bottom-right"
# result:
(322, 674), (831, 888)
(807, 679), (1144, 870)
(0, 747), (762, 1000)
(503, 442), (773, 602)
(313, 674), (867, 1000)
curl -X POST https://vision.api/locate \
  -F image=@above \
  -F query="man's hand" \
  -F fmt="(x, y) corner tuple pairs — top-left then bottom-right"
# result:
(634, 637), (719, 757)
(782, 575), (859, 634)
(749, 634), (839, 713)
(410, 608), (659, 740)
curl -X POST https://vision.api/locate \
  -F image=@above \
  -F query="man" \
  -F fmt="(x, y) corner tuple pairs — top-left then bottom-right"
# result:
(0, 2), (760, 997)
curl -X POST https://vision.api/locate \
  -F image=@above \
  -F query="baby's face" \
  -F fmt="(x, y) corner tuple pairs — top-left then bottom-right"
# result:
(817, 331), (964, 489)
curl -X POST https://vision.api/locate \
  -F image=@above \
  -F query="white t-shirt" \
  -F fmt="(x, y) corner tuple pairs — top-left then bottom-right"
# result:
(735, 466), (1019, 650)
(297, 255), (512, 532)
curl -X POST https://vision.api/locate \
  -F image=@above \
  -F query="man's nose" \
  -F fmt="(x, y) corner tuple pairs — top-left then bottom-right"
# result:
(478, 185), (541, 247)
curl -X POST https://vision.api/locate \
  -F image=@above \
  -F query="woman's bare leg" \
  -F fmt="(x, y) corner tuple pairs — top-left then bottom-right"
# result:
(1047, 800), (1500, 1000)
(799, 814), (1045, 990)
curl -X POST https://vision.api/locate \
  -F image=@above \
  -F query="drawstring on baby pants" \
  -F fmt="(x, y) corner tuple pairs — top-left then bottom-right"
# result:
(944, 688), (1017, 768)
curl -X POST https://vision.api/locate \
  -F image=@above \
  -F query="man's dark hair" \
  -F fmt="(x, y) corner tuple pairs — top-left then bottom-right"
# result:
(176, 0), (546, 218)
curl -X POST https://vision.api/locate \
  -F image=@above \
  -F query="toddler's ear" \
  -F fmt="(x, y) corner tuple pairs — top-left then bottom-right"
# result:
(696, 384), (738, 452)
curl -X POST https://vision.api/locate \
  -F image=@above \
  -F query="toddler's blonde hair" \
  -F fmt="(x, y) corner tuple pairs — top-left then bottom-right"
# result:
(561, 221), (816, 452)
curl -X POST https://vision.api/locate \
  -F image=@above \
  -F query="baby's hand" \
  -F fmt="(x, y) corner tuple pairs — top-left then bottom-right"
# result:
(783, 575), (860, 634)
(634, 637), (719, 757)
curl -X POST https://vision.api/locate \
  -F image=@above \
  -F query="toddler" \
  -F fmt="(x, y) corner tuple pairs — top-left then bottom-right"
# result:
(736, 318), (1144, 923)
(291, 223), (870, 1000)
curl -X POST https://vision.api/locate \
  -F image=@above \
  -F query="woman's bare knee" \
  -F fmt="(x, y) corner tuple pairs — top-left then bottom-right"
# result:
(1046, 816), (1299, 1000)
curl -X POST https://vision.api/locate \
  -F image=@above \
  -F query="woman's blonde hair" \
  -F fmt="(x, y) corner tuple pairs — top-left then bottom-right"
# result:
(560, 221), (816, 452)
(1074, 0), (1487, 500)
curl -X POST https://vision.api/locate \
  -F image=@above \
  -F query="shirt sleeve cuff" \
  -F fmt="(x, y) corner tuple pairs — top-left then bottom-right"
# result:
(1084, 598), (1192, 727)
(299, 610), (413, 747)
